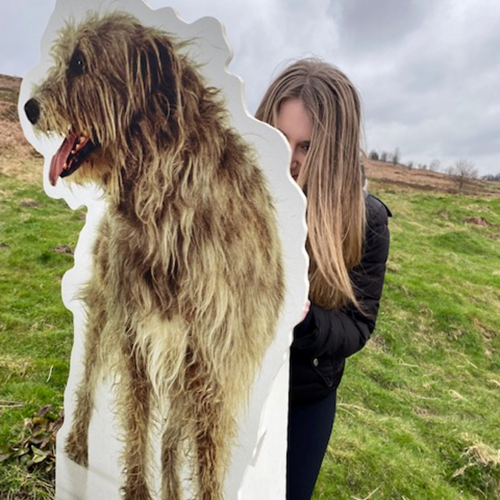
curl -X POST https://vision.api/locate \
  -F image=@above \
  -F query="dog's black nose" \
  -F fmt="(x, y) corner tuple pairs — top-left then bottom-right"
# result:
(24, 98), (40, 125)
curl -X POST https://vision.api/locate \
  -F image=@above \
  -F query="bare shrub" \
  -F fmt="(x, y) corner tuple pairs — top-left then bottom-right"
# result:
(447, 159), (479, 192)
(392, 147), (401, 165)
(429, 159), (441, 172)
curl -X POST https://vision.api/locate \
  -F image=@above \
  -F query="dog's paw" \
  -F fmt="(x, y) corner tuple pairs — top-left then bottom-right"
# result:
(122, 480), (153, 500)
(65, 431), (89, 468)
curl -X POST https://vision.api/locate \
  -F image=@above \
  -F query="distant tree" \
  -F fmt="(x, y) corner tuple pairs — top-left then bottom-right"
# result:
(369, 150), (379, 161)
(407, 161), (414, 170)
(392, 147), (401, 165)
(419, 163), (428, 170)
(482, 173), (500, 182)
(380, 151), (389, 162)
(429, 159), (441, 172)
(447, 159), (479, 192)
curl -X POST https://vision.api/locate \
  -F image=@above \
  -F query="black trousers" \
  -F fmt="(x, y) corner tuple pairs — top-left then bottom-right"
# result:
(286, 390), (337, 500)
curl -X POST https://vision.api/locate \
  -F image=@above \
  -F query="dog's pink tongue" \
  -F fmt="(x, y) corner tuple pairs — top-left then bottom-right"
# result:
(49, 133), (77, 186)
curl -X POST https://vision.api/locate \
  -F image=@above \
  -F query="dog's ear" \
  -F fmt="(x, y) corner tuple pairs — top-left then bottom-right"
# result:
(136, 35), (179, 117)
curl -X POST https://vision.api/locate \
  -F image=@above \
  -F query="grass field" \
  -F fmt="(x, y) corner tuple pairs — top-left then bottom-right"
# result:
(314, 184), (500, 499)
(0, 169), (499, 498)
(0, 170), (84, 498)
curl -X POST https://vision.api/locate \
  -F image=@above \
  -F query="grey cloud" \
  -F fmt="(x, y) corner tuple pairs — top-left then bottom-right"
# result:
(0, 1), (56, 77)
(2, 0), (499, 175)
(329, 0), (432, 53)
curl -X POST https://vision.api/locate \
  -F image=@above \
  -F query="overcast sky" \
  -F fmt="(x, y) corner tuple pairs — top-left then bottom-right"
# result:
(1, 0), (499, 175)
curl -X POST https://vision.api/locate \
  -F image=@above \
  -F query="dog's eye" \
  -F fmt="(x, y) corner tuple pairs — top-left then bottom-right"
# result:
(69, 50), (86, 75)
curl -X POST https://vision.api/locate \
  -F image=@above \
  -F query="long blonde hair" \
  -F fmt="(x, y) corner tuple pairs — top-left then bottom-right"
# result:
(256, 59), (365, 309)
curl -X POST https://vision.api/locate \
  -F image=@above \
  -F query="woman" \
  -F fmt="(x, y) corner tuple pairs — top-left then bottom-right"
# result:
(256, 59), (391, 499)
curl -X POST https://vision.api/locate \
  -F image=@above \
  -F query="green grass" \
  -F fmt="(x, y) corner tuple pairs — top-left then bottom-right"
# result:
(313, 187), (500, 499)
(0, 172), (85, 498)
(1, 173), (500, 498)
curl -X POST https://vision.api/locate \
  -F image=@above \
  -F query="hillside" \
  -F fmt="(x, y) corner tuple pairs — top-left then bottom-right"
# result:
(0, 74), (44, 183)
(364, 158), (500, 197)
(1, 74), (499, 499)
(2, 72), (500, 196)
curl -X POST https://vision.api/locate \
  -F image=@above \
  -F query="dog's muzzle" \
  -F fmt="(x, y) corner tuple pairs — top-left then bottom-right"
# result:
(24, 98), (40, 125)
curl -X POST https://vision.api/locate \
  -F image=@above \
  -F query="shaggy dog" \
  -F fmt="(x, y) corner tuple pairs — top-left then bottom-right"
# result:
(25, 12), (284, 500)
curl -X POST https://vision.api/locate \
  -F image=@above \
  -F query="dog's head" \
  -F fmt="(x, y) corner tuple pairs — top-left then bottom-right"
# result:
(25, 12), (182, 188)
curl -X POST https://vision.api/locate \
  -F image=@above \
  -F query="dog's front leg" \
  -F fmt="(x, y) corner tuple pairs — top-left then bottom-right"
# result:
(160, 390), (184, 500)
(117, 335), (154, 500)
(194, 399), (233, 500)
(187, 357), (234, 500)
(65, 303), (106, 467)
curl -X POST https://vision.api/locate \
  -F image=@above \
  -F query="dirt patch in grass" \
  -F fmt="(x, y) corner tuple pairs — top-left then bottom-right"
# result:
(463, 216), (492, 226)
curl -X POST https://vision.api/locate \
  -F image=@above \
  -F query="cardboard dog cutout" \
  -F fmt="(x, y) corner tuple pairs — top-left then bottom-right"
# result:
(20, 1), (308, 498)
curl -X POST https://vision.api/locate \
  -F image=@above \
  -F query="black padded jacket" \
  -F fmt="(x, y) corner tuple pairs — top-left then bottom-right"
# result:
(290, 193), (391, 406)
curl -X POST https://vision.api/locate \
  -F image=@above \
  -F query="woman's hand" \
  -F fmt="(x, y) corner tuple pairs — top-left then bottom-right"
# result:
(299, 299), (311, 322)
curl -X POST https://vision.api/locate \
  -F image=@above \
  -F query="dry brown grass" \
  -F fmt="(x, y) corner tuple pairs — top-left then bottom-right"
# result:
(0, 75), (43, 183)
(0, 74), (22, 91)
(364, 158), (500, 197)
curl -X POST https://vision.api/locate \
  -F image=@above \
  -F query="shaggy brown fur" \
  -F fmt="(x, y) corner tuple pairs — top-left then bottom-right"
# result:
(25, 12), (284, 500)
